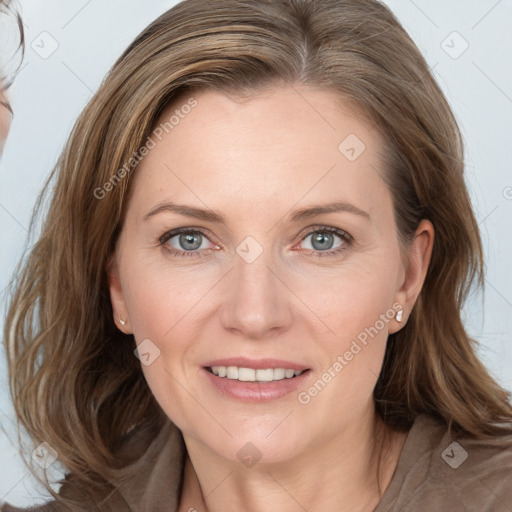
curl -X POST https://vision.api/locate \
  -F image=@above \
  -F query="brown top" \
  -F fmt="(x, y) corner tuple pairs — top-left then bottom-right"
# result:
(2, 413), (512, 511)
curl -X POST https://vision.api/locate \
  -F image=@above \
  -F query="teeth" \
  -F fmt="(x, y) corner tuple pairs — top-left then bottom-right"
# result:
(210, 366), (304, 382)
(238, 368), (255, 381)
(256, 369), (274, 382)
(273, 368), (285, 380)
(226, 366), (238, 379)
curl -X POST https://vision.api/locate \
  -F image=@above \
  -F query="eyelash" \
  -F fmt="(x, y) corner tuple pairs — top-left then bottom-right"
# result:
(158, 226), (353, 260)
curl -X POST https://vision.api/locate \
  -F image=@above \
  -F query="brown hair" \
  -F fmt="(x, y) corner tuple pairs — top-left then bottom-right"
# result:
(4, 0), (512, 505)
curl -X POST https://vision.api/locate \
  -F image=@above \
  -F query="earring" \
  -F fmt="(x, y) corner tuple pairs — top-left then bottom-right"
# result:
(395, 309), (403, 322)
(119, 318), (126, 326)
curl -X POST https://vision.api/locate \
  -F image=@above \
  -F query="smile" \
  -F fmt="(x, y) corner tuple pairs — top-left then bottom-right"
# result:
(207, 366), (305, 382)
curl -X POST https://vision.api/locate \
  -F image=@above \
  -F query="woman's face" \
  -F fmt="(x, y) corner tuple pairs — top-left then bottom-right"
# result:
(109, 85), (432, 464)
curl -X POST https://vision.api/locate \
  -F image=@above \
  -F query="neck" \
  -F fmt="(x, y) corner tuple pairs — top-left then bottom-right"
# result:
(178, 408), (407, 512)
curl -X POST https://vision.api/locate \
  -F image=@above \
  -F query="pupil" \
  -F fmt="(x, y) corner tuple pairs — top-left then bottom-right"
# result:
(313, 232), (333, 250)
(181, 233), (201, 250)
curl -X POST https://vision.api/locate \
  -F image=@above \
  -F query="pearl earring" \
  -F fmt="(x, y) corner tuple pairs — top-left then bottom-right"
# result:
(119, 318), (126, 326)
(395, 309), (403, 322)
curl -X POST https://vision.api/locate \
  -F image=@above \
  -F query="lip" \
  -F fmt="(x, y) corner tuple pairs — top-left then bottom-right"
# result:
(202, 357), (309, 371)
(202, 367), (311, 402)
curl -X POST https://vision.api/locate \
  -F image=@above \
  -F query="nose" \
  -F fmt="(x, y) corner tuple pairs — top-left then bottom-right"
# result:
(219, 244), (294, 340)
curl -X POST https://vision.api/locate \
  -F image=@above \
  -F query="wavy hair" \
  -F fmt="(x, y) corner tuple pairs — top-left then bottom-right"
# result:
(4, 0), (512, 505)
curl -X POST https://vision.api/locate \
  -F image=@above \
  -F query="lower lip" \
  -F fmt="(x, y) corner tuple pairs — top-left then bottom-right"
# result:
(202, 368), (311, 402)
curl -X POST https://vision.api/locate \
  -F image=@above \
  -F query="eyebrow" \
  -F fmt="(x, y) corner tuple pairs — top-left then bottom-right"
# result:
(143, 200), (370, 223)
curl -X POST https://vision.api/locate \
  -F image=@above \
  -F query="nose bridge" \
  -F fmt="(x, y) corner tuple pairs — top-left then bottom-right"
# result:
(220, 234), (293, 338)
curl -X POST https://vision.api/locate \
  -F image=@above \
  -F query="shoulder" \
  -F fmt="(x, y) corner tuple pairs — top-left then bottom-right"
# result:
(382, 414), (512, 511)
(0, 475), (123, 512)
(0, 502), (65, 511)
(0, 460), (132, 512)
(1, 419), (185, 512)
(448, 423), (512, 508)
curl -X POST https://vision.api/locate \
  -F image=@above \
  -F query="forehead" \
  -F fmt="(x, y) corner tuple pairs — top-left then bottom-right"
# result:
(127, 85), (390, 222)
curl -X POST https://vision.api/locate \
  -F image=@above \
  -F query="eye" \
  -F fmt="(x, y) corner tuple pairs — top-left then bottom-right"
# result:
(158, 226), (353, 260)
(159, 228), (218, 258)
(296, 226), (352, 258)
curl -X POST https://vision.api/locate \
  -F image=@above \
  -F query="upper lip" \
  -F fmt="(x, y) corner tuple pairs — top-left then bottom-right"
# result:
(203, 357), (309, 371)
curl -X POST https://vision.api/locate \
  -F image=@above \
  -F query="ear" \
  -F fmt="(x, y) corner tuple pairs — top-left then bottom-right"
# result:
(390, 219), (434, 332)
(106, 255), (132, 334)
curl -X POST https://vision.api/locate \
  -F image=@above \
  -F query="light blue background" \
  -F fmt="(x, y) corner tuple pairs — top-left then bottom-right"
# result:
(1, 0), (511, 506)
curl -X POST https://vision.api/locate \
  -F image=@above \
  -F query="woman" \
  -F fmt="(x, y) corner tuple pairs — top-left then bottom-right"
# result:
(2, 0), (512, 510)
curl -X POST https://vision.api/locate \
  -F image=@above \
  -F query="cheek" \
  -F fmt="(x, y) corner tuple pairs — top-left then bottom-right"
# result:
(295, 279), (395, 416)
(122, 263), (205, 339)
(119, 253), (221, 382)
(119, 259), (210, 428)
(299, 254), (400, 405)
(304, 260), (399, 343)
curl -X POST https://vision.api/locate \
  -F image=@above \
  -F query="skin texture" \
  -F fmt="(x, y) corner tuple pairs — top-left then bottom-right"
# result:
(0, 88), (11, 154)
(108, 85), (434, 512)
